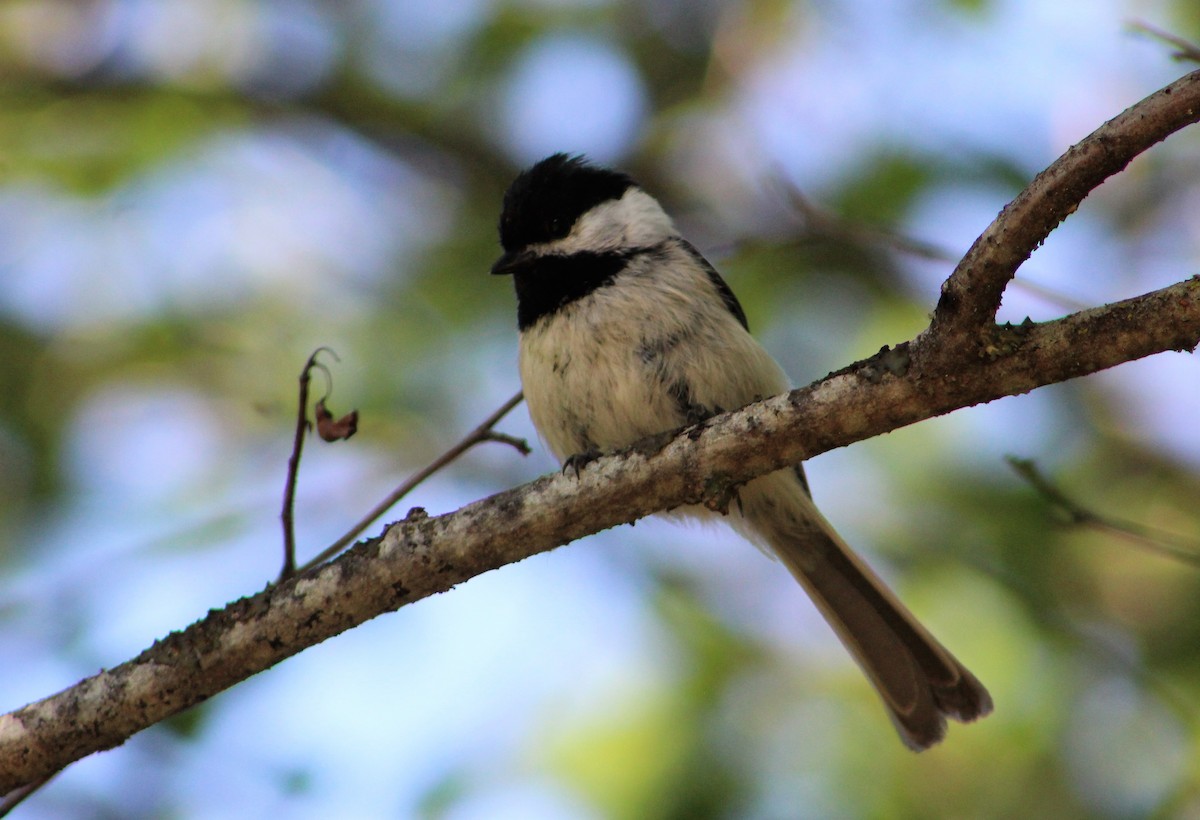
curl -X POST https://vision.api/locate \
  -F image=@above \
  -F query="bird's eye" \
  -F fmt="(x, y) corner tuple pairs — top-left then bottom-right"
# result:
(548, 215), (565, 235)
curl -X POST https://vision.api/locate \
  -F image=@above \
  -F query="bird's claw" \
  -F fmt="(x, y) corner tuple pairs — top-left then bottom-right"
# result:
(562, 448), (602, 478)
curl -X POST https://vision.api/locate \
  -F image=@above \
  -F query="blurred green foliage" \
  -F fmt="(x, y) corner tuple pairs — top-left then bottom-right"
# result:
(2, 1), (1200, 818)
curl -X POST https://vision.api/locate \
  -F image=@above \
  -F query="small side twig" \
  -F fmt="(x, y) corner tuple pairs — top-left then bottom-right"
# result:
(1007, 456), (1200, 568)
(781, 183), (955, 263)
(1129, 20), (1200, 64)
(280, 347), (343, 581)
(778, 181), (1091, 313)
(0, 773), (56, 818)
(295, 391), (528, 573)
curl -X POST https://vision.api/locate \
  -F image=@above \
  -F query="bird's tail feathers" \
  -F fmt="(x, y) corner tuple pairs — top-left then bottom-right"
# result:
(733, 471), (993, 750)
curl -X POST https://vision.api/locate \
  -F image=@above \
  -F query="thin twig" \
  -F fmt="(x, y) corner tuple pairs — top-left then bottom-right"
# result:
(0, 773), (56, 818)
(295, 391), (528, 573)
(781, 183), (955, 263)
(1007, 457), (1200, 568)
(1005, 276), (1091, 314)
(1129, 20), (1200, 64)
(280, 348), (338, 581)
(778, 181), (1092, 313)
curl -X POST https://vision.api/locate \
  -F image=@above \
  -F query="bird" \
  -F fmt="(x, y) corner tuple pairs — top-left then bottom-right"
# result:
(490, 153), (992, 749)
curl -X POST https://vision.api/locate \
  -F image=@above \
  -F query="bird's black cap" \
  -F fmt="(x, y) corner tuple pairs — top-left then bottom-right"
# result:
(497, 154), (635, 253)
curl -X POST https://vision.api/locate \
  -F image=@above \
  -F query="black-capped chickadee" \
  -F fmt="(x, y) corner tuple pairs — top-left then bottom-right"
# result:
(492, 154), (992, 749)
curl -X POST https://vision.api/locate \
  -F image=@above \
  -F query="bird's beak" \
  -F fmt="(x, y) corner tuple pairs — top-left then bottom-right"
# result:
(491, 248), (533, 276)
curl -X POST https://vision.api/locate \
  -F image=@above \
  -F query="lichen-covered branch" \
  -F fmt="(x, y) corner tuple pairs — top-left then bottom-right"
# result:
(3, 274), (1197, 791)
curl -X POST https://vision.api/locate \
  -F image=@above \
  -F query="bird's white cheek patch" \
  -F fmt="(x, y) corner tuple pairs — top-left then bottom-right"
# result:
(535, 189), (676, 257)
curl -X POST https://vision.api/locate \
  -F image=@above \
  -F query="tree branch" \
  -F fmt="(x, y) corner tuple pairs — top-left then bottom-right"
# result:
(3, 69), (1200, 792)
(3, 274), (1197, 791)
(295, 390), (527, 573)
(1007, 457), (1200, 568)
(930, 69), (1200, 349)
